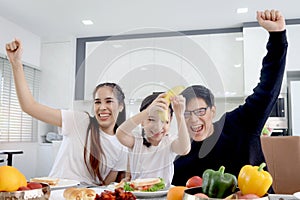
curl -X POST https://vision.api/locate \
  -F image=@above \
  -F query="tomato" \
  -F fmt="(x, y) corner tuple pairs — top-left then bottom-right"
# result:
(27, 182), (43, 189)
(194, 193), (209, 198)
(236, 191), (261, 199)
(141, 185), (151, 191)
(186, 176), (202, 188)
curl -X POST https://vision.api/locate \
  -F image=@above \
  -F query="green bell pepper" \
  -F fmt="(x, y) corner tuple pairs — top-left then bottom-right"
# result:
(202, 166), (237, 198)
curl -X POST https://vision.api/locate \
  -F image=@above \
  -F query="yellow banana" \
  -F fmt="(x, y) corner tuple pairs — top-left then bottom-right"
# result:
(158, 86), (185, 122)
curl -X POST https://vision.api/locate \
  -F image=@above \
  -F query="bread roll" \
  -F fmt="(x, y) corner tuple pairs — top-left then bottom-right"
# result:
(63, 187), (96, 200)
(82, 188), (96, 200)
(63, 188), (81, 199)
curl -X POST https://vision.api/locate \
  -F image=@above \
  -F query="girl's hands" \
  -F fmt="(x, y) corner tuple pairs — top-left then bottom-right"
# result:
(147, 93), (169, 120)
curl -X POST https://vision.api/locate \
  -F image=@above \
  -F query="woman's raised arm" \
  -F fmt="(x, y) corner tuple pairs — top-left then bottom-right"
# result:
(6, 39), (62, 127)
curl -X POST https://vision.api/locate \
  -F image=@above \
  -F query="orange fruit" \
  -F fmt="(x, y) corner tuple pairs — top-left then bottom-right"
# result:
(167, 186), (187, 200)
(0, 166), (27, 192)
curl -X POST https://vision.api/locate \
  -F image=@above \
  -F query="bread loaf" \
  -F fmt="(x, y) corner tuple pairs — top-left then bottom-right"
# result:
(63, 187), (96, 200)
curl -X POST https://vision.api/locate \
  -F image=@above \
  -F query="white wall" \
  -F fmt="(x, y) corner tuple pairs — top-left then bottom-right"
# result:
(0, 16), (76, 179)
(35, 39), (76, 176)
(0, 16), (41, 179)
(0, 16), (41, 67)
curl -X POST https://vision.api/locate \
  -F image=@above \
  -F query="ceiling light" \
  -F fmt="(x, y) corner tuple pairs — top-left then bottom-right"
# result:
(112, 44), (123, 48)
(82, 20), (94, 25)
(235, 37), (244, 41)
(234, 64), (242, 68)
(236, 8), (248, 14)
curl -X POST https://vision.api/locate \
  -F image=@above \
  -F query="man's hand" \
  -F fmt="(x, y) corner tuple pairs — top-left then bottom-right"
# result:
(257, 9), (286, 32)
(5, 38), (23, 66)
(171, 95), (186, 118)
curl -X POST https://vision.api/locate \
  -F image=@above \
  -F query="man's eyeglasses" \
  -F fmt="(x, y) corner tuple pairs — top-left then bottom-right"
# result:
(184, 107), (209, 119)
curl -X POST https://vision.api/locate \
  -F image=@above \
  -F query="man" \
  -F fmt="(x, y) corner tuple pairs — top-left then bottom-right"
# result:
(172, 9), (287, 193)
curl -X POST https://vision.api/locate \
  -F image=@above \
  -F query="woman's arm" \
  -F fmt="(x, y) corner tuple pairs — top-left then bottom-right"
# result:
(6, 39), (62, 127)
(171, 95), (191, 155)
(104, 171), (119, 185)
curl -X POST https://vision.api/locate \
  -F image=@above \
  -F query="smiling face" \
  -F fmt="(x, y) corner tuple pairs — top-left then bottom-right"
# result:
(185, 97), (216, 141)
(142, 111), (171, 146)
(93, 86), (123, 134)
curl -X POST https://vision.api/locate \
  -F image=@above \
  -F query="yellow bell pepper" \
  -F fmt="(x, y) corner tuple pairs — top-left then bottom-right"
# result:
(238, 163), (273, 197)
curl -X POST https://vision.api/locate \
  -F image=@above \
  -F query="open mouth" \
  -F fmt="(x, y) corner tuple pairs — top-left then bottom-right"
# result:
(149, 129), (164, 138)
(99, 113), (110, 120)
(191, 124), (203, 133)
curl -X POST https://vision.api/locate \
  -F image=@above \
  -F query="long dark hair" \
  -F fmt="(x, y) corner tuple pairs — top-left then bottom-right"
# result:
(83, 82), (126, 185)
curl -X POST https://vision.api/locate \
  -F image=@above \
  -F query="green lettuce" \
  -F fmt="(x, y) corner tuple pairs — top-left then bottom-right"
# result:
(144, 178), (165, 192)
(124, 182), (134, 191)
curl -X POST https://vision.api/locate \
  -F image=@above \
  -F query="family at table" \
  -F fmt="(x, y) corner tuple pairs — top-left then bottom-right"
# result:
(5, 9), (287, 194)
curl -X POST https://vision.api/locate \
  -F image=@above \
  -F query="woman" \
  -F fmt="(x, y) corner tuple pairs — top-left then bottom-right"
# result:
(6, 39), (127, 185)
(172, 9), (288, 191)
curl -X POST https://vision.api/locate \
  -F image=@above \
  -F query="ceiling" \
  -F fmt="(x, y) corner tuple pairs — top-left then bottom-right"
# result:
(1, 0), (300, 41)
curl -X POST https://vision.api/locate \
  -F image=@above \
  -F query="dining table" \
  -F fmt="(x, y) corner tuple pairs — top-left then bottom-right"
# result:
(48, 184), (298, 200)
(49, 183), (168, 200)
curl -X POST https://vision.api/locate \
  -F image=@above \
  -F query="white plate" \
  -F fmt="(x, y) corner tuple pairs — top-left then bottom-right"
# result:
(50, 179), (80, 189)
(294, 192), (300, 199)
(50, 187), (105, 200)
(132, 188), (169, 198)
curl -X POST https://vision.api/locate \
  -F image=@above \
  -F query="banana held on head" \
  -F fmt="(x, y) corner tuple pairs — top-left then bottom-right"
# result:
(158, 86), (185, 122)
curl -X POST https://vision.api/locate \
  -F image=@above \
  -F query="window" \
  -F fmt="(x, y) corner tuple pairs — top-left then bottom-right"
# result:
(0, 56), (40, 142)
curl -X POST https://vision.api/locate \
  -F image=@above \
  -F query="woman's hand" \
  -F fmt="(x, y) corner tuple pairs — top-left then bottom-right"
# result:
(6, 38), (23, 66)
(257, 9), (286, 32)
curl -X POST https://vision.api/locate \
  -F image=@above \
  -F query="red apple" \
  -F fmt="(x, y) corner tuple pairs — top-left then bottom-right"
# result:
(27, 182), (43, 189)
(18, 186), (30, 191)
(195, 193), (209, 198)
(186, 176), (203, 188)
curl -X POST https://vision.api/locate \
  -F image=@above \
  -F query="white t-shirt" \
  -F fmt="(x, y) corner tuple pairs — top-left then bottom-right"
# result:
(129, 134), (177, 187)
(49, 110), (127, 185)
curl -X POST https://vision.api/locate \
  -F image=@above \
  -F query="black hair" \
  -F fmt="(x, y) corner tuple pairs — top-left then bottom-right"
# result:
(181, 85), (215, 107)
(139, 92), (173, 116)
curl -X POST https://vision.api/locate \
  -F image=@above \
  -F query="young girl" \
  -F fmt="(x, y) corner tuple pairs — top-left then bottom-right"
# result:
(6, 39), (127, 185)
(116, 92), (191, 186)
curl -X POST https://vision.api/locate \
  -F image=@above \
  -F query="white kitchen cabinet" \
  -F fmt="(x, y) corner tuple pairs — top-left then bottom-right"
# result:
(85, 32), (244, 102)
(188, 32), (244, 97)
(243, 26), (268, 95)
(286, 25), (300, 71)
(243, 24), (300, 96)
(289, 81), (300, 135)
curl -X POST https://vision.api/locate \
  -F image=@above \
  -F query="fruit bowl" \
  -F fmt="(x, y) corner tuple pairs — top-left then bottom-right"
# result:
(183, 187), (268, 200)
(0, 183), (50, 200)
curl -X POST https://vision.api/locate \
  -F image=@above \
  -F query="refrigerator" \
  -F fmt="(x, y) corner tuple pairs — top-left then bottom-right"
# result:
(289, 81), (300, 135)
